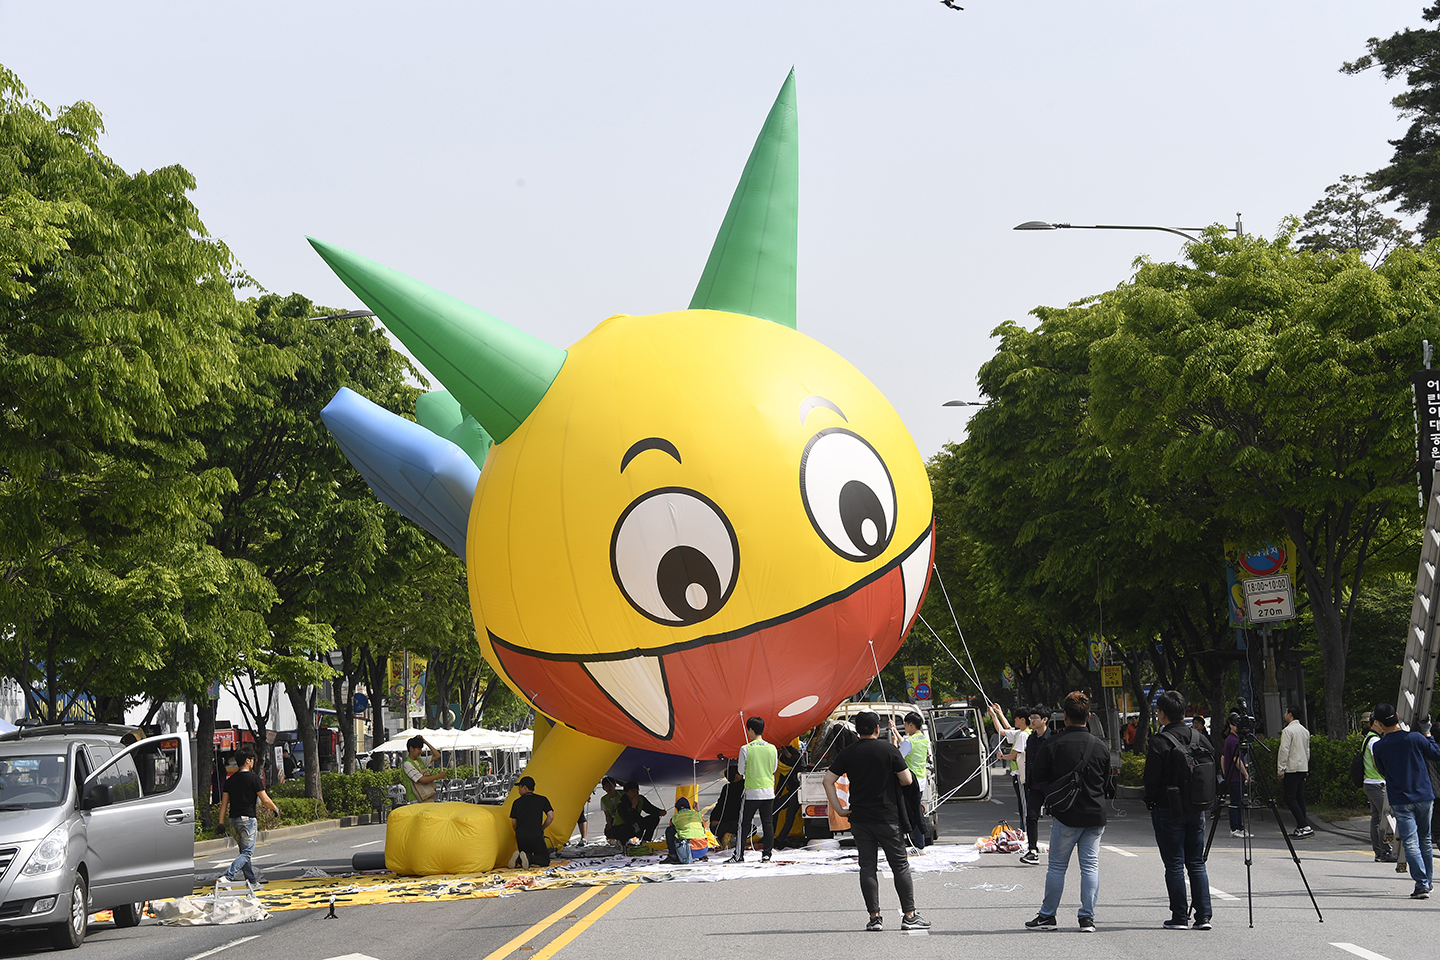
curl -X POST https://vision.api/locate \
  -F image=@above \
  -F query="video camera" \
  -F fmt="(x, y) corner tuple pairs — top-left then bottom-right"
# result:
(1229, 698), (1258, 736)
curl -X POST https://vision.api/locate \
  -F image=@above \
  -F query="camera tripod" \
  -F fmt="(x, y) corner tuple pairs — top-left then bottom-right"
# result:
(1202, 731), (1323, 926)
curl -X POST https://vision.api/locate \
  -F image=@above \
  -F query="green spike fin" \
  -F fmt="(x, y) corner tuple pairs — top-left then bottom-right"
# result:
(414, 389), (491, 468)
(308, 238), (566, 443)
(689, 69), (798, 329)
(447, 415), (493, 470)
(415, 390), (464, 438)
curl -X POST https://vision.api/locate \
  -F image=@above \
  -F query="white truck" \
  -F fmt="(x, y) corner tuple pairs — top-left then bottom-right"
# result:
(798, 702), (940, 843)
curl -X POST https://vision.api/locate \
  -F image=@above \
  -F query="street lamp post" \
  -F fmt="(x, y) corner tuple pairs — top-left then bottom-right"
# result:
(1013, 214), (1244, 243)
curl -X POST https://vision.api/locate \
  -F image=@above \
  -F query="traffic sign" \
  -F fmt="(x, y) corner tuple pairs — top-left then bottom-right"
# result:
(1101, 665), (1122, 688)
(1242, 574), (1296, 623)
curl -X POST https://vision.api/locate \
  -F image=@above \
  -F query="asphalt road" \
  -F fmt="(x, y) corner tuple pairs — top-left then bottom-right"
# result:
(3, 793), (1434, 960)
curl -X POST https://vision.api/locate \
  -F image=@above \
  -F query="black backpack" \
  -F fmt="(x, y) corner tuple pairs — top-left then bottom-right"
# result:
(1350, 732), (1377, 788)
(1161, 727), (1217, 814)
(1044, 736), (1103, 815)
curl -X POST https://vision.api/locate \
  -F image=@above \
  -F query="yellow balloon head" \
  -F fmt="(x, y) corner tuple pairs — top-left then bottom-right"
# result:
(470, 309), (934, 759)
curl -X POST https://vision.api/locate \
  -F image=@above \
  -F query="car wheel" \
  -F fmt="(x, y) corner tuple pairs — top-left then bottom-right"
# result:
(112, 901), (146, 928)
(48, 871), (87, 950)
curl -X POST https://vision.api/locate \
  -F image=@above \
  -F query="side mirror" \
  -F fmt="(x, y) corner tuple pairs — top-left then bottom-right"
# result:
(82, 783), (113, 810)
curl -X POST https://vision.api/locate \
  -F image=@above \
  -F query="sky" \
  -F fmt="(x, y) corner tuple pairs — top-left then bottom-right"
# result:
(0, 0), (1425, 460)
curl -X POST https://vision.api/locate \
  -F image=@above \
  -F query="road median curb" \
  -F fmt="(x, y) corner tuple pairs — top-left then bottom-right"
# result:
(194, 813), (381, 856)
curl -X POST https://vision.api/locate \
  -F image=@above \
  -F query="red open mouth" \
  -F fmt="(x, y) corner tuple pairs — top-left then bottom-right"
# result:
(491, 521), (934, 759)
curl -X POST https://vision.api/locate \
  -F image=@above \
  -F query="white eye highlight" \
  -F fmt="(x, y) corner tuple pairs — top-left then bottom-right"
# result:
(611, 488), (739, 625)
(800, 429), (896, 561)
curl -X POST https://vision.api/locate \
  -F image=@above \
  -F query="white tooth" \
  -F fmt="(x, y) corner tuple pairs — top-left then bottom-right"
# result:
(584, 656), (673, 739)
(900, 530), (933, 629)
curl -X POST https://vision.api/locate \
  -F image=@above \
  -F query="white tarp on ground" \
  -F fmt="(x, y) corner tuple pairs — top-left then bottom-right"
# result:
(153, 895), (270, 925)
(545, 842), (981, 883)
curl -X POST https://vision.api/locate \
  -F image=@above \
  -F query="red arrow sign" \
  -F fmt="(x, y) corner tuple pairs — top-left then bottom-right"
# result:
(1255, 598), (1284, 606)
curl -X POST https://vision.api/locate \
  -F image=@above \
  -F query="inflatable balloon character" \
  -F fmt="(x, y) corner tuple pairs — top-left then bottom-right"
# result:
(317, 70), (934, 873)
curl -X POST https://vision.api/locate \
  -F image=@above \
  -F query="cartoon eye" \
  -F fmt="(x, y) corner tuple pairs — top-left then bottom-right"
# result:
(800, 428), (896, 561)
(611, 488), (740, 625)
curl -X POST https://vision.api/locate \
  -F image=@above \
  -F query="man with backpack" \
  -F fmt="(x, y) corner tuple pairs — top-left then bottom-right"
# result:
(1144, 690), (1214, 931)
(1024, 691), (1113, 933)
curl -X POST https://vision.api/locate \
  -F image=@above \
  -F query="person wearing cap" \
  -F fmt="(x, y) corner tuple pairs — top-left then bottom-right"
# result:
(1276, 705), (1313, 838)
(663, 797), (708, 864)
(1371, 704), (1440, 898)
(508, 776), (554, 868)
(401, 735), (447, 803)
(1360, 709), (1397, 863)
(824, 709), (931, 933)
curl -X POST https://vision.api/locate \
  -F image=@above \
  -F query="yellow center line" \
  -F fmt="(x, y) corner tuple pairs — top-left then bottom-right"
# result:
(530, 883), (640, 960)
(480, 884), (604, 960)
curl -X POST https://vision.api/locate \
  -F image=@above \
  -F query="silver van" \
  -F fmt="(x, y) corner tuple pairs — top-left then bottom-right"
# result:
(0, 725), (195, 949)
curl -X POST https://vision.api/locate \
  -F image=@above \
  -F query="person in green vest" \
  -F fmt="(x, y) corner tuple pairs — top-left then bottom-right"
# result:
(727, 716), (778, 862)
(598, 776), (626, 843)
(400, 735), (447, 803)
(894, 711), (930, 848)
(664, 797), (709, 863)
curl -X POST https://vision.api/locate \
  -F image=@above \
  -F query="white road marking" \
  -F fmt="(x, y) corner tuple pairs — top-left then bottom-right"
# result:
(1210, 885), (1239, 901)
(351, 839), (384, 848)
(275, 859), (309, 867)
(250, 854), (275, 862)
(182, 935), (261, 960)
(320, 955), (383, 960)
(1331, 944), (1395, 960)
(1102, 845), (1137, 857)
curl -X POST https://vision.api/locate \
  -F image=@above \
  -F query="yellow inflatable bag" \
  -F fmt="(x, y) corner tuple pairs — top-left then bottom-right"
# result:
(385, 802), (507, 876)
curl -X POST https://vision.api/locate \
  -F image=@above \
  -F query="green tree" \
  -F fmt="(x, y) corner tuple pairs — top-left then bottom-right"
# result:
(1343, 4), (1440, 239)
(1087, 228), (1436, 735)
(0, 65), (264, 722)
(195, 292), (420, 797)
(1298, 175), (1417, 266)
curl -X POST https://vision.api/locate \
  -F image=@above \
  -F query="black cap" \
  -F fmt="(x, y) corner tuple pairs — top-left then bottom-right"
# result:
(1374, 703), (1399, 726)
(516, 775), (536, 789)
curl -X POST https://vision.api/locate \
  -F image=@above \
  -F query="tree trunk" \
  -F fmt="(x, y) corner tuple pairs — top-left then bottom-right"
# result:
(337, 665), (357, 775)
(287, 685), (322, 801)
(196, 698), (217, 829)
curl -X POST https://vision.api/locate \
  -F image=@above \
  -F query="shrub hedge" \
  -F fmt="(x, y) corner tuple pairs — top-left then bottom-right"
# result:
(1122, 733), (1369, 809)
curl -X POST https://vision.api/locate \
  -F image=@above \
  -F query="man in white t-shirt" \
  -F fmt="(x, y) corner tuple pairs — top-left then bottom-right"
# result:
(989, 703), (1030, 825)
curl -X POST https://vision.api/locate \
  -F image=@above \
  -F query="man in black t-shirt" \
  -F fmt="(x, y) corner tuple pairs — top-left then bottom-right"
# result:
(824, 711), (931, 933)
(508, 776), (555, 868)
(217, 745), (279, 884)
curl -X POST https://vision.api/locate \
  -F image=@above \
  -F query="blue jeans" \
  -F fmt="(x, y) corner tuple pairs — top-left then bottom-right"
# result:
(225, 816), (259, 882)
(1040, 820), (1103, 920)
(1152, 808), (1212, 922)
(1393, 800), (1435, 888)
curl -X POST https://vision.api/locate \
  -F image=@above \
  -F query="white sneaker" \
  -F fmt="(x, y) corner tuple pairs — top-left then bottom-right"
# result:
(1230, 829), (1252, 838)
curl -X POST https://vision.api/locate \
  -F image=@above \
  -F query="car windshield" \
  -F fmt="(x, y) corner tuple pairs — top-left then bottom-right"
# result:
(0, 753), (69, 809)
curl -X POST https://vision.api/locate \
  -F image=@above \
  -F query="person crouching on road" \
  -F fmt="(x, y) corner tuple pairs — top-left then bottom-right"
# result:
(664, 797), (708, 864)
(1024, 691), (1112, 933)
(508, 776), (554, 868)
(824, 710), (931, 933)
(1145, 690), (1213, 931)
(217, 744), (280, 886)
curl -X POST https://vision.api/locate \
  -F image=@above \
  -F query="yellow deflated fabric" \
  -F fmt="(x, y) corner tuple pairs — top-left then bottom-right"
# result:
(385, 802), (507, 876)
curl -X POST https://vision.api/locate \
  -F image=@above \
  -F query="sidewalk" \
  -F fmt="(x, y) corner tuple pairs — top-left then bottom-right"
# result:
(193, 813), (381, 856)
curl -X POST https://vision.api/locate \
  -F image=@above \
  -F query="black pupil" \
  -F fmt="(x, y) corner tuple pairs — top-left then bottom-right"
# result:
(839, 480), (887, 559)
(656, 545), (724, 623)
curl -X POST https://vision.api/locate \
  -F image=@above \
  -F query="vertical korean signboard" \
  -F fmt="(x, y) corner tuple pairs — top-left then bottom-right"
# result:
(1414, 370), (1440, 504)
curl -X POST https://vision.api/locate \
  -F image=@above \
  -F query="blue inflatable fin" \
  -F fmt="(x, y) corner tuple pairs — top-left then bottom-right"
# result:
(321, 387), (480, 557)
